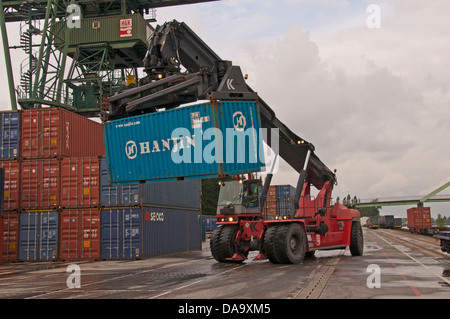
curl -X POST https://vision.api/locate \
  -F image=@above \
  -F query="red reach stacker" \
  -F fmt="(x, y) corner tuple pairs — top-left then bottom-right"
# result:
(211, 165), (363, 264)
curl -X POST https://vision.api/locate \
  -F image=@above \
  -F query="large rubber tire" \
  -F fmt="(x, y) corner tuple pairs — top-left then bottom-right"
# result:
(263, 224), (282, 264)
(264, 223), (307, 264)
(349, 220), (364, 256)
(210, 225), (239, 262)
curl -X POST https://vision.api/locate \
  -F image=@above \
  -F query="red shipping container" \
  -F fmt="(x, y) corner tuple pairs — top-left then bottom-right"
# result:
(60, 157), (100, 208)
(0, 215), (2, 264)
(267, 185), (277, 196)
(407, 206), (432, 233)
(20, 159), (60, 209)
(21, 108), (105, 159)
(1, 212), (18, 263)
(59, 209), (100, 261)
(0, 161), (20, 210)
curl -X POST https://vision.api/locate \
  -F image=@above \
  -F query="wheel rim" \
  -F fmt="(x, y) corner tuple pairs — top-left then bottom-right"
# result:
(289, 235), (300, 253)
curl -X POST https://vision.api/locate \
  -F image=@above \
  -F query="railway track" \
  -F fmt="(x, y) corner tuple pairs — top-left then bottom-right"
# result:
(373, 228), (445, 257)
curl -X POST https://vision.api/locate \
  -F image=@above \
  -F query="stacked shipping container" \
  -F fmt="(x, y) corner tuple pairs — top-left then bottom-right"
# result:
(260, 185), (296, 218)
(1, 111), (23, 262)
(0, 108), (105, 262)
(99, 159), (203, 260)
(0, 108), (203, 263)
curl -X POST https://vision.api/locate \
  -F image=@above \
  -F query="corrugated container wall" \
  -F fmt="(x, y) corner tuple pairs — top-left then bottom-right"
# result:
(1, 213), (18, 262)
(0, 161), (20, 210)
(101, 208), (141, 260)
(104, 101), (264, 184)
(19, 211), (58, 261)
(140, 179), (201, 209)
(21, 108), (104, 159)
(407, 207), (431, 232)
(59, 209), (101, 261)
(0, 111), (20, 160)
(20, 159), (60, 209)
(60, 157), (100, 208)
(141, 206), (201, 258)
(0, 216), (2, 263)
(100, 157), (140, 207)
(100, 207), (202, 260)
(276, 185), (295, 216)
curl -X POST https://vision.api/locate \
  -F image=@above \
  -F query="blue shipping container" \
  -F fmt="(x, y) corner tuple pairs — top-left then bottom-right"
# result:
(101, 208), (141, 260)
(19, 211), (58, 261)
(202, 215), (218, 232)
(101, 206), (202, 260)
(0, 111), (20, 160)
(104, 101), (265, 184)
(276, 185), (295, 201)
(140, 179), (201, 209)
(141, 206), (202, 257)
(100, 157), (140, 207)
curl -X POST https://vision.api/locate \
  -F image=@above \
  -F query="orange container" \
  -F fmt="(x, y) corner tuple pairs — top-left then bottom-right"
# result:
(20, 159), (60, 209)
(1, 212), (18, 263)
(0, 161), (20, 210)
(60, 157), (100, 208)
(407, 206), (431, 233)
(20, 108), (104, 159)
(59, 209), (101, 261)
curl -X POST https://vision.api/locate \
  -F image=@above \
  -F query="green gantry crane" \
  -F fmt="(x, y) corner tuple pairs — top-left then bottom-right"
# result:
(0, 0), (217, 117)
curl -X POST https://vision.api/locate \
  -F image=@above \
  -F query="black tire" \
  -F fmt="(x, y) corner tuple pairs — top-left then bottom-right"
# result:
(263, 224), (282, 264)
(266, 223), (307, 264)
(349, 220), (364, 256)
(210, 225), (238, 262)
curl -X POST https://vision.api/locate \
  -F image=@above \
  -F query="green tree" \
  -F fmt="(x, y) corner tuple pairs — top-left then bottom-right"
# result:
(201, 176), (234, 215)
(357, 206), (381, 217)
(437, 214), (445, 227)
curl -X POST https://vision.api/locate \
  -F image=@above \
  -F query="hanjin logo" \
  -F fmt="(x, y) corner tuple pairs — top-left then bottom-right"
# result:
(125, 141), (138, 159)
(233, 111), (246, 131)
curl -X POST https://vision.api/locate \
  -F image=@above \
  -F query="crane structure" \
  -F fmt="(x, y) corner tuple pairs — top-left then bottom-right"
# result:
(0, 0), (217, 116)
(353, 181), (450, 208)
(105, 20), (364, 264)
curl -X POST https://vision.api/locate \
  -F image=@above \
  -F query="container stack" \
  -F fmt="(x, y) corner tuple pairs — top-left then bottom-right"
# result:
(20, 108), (104, 262)
(261, 185), (296, 218)
(1, 110), (23, 263)
(0, 108), (105, 263)
(0, 108), (203, 264)
(99, 165), (202, 260)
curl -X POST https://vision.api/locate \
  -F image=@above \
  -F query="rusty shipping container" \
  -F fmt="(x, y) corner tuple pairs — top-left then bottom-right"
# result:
(59, 209), (101, 261)
(0, 161), (20, 211)
(60, 157), (100, 208)
(1, 212), (18, 263)
(21, 108), (104, 159)
(407, 206), (432, 234)
(0, 215), (2, 263)
(20, 159), (60, 209)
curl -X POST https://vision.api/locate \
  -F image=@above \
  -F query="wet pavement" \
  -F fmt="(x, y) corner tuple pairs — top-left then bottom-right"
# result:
(0, 228), (448, 299)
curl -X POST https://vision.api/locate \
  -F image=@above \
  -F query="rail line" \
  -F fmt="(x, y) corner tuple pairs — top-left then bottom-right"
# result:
(368, 229), (450, 290)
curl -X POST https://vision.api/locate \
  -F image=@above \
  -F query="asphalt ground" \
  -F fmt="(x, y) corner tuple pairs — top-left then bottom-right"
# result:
(0, 227), (448, 310)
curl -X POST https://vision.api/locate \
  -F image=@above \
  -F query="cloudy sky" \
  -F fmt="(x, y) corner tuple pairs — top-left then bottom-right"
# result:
(1, 0), (449, 217)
